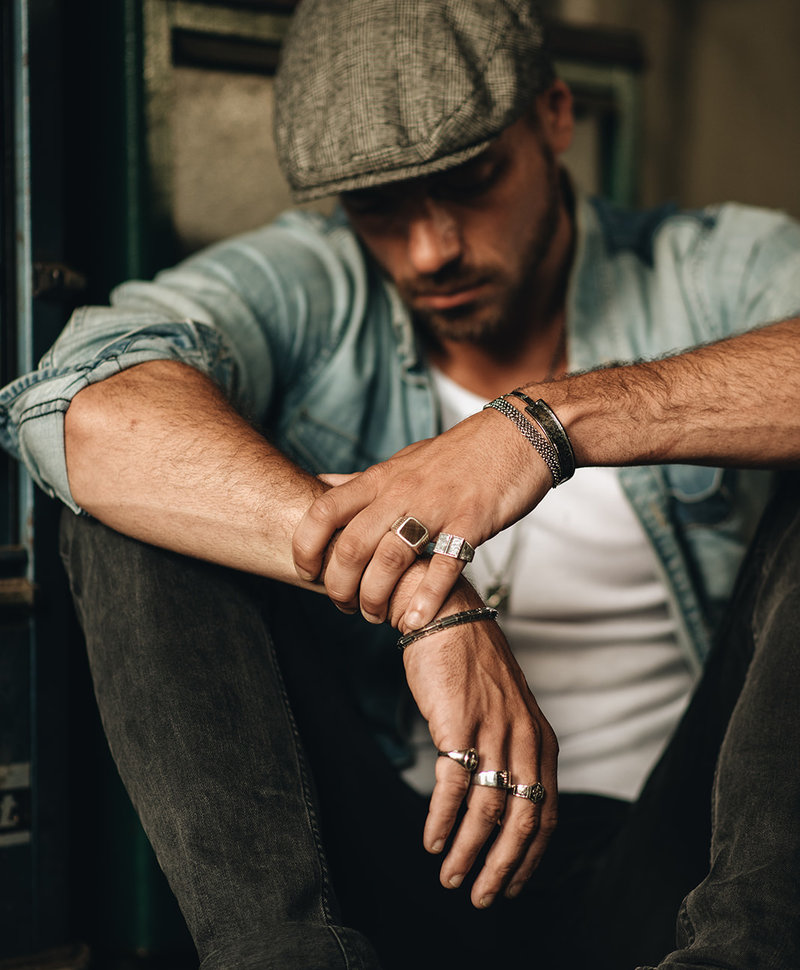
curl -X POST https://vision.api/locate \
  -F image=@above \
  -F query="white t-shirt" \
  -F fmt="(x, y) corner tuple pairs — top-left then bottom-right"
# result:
(401, 370), (696, 802)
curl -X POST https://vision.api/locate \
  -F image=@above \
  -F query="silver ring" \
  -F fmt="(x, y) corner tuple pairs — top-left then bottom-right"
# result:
(437, 748), (479, 773)
(472, 769), (510, 789)
(509, 782), (545, 804)
(390, 515), (430, 552)
(431, 533), (475, 563)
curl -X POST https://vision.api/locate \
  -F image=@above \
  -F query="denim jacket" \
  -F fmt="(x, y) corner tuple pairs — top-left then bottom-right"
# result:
(2, 194), (799, 686)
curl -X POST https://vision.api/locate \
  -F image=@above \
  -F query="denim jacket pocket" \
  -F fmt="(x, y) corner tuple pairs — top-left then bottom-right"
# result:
(665, 465), (733, 528)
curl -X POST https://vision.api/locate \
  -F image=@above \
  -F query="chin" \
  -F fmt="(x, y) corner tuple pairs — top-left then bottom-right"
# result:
(420, 313), (499, 344)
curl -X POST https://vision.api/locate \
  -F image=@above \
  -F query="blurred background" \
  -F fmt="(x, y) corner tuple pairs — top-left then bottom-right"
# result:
(1, 1), (798, 969)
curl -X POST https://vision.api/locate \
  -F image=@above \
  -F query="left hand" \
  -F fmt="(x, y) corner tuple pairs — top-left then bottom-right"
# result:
(293, 405), (552, 629)
(396, 579), (559, 906)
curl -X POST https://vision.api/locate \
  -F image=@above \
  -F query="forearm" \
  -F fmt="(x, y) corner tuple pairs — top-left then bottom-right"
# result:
(531, 318), (800, 469)
(65, 359), (325, 585)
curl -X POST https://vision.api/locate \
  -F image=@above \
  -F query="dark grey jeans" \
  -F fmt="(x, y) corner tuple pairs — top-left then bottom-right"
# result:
(59, 474), (800, 970)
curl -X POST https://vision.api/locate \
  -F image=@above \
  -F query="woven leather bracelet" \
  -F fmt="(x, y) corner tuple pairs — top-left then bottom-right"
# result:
(507, 391), (576, 484)
(483, 396), (563, 486)
(397, 607), (499, 652)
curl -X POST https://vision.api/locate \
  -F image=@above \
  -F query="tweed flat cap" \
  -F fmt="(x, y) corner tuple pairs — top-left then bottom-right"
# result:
(274, 0), (554, 201)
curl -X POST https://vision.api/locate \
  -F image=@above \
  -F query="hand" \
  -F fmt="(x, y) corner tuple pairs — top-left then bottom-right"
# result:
(293, 405), (552, 629)
(400, 588), (559, 906)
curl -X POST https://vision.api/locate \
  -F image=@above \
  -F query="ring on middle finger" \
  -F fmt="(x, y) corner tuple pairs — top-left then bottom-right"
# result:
(430, 533), (475, 563)
(390, 515), (430, 553)
(472, 769), (510, 789)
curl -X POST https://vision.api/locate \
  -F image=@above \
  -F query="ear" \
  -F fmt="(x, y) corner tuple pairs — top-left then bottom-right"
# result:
(536, 80), (574, 156)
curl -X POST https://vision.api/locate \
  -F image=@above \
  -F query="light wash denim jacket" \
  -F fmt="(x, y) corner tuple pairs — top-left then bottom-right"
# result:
(2, 195), (799, 720)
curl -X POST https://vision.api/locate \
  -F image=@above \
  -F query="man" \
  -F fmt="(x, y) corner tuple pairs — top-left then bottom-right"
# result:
(1, 1), (799, 968)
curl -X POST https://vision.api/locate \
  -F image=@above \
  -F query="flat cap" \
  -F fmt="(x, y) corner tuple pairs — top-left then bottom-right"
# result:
(274, 0), (554, 201)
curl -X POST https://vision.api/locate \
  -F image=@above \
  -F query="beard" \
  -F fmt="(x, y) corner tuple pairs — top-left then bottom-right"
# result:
(406, 148), (562, 349)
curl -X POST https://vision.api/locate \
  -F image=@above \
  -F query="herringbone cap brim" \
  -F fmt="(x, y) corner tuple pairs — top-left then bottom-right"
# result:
(274, 0), (554, 201)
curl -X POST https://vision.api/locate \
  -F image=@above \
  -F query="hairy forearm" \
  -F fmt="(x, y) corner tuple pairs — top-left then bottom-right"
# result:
(531, 318), (800, 469)
(65, 359), (326, 584)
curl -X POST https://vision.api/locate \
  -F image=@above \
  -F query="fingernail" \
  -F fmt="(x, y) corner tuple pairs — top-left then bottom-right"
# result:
(430, 839), (444, 853)
(505, 883), (523, 899)
(478, 894), (496, 909)
(296, 567), (314, 581)
(335, 604), (357, 615)
(448, 873), (464, 889)
(362, 612), (382, 625)
(405, 610), (422, 629)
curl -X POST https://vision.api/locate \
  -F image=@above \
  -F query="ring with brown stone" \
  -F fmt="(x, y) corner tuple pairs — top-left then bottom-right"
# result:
(390, 515), (430, 552)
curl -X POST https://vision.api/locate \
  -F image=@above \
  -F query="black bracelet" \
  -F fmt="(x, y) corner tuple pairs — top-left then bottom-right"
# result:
(397, 607), (499, 652)
(507, 392), (576, 484)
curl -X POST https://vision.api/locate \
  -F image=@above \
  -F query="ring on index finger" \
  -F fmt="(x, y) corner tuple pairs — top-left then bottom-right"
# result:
(390, 515), (430, 553)
(429, 533), (475, 563)
(437, 748), (479, 773)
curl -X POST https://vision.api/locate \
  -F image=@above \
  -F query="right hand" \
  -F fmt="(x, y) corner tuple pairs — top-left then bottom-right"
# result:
(400, 591), (559, 908)
(294, 405), (553, 627)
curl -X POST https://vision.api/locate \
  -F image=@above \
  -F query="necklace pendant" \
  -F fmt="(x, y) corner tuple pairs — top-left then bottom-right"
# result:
(484, 583), (510, 612)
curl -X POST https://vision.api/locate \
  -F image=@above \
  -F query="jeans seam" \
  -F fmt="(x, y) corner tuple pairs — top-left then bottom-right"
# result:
(270, 630), (339, 930)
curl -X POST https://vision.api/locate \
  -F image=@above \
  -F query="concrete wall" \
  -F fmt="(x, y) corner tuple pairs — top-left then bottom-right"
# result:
(551, 0), (800, 218)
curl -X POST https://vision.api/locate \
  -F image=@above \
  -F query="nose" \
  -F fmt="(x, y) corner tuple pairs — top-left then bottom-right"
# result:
(406, 199), (462, 276)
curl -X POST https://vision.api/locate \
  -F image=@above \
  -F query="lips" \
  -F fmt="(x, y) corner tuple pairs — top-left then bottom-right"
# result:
(412, 281), (488, 310)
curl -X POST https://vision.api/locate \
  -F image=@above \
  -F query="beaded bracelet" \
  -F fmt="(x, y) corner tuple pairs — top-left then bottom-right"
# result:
(483, 397), (563, 486)
(397, 607), (499, 652)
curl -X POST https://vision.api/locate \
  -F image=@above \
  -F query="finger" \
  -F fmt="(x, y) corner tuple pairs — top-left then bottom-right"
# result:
(317, 472), (361, 486)
(423, 754), (474, 854)
(438, 766), (509, 891)
(293, 478), (380, 581)
(359, 532), (422, 623)
(471, 792), (546, 909)
(322, 506), (423, 610)
(475, 719), (558, 904)
(403, 552), (469, 630)
(503, 792), (558, 899)
(502, 734), (559, 898)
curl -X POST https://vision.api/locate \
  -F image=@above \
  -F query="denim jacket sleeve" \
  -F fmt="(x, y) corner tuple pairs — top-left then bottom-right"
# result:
(0, 209), (369, 511)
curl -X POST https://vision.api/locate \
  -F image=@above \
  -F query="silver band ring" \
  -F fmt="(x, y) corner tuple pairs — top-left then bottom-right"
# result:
(509, 782), (545, 804)
(472, 769), (510, 789)
(437, 748), (479, 773)
(431, 533), (475, 564)
(390, 515), (430, 552)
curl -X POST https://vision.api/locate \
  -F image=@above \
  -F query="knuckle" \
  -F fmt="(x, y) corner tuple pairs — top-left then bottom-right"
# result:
(431, 555), (464, 574)
(332, 532), (369, 569)
(377, 540), (413, 571)
(325, 576), (357, 602)
(306, 491), (341, 525)
(438, 773), (471, 798)
(359, 589), (386, 616)
(473, 798), (505, 827)
(509, 811), (540, 841)
(490, 857), (518, 881)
